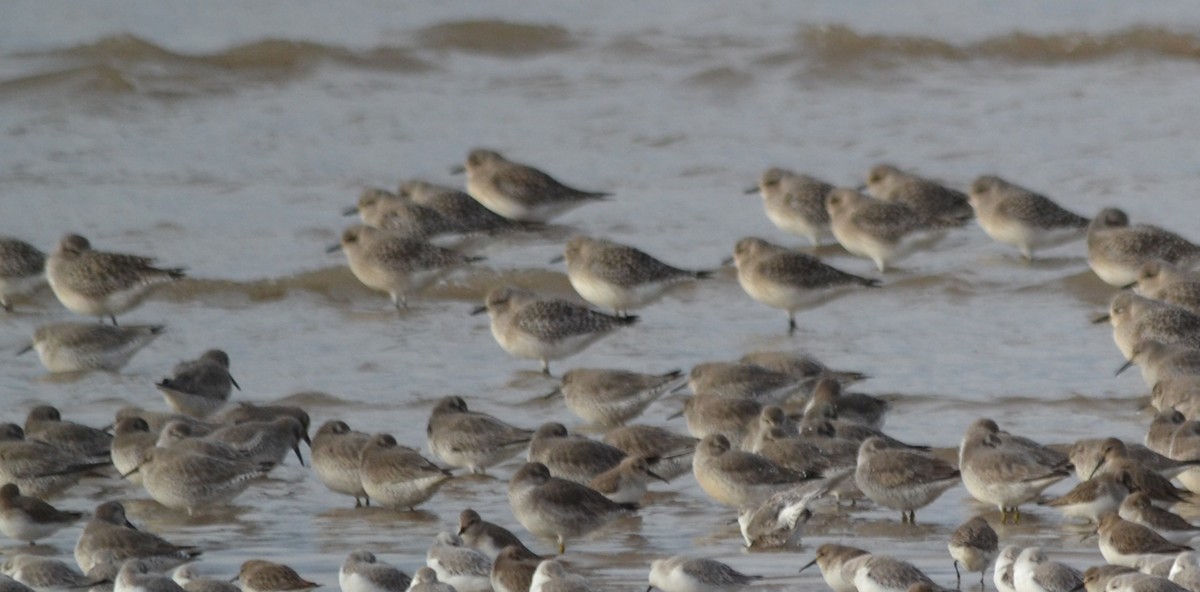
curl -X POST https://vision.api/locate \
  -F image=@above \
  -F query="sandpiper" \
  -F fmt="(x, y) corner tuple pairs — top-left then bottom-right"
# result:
(358, 434), (451, 511)
(847, 554), (937, 592)
(959, 418), (1072, 523)
(46, 234), (184, 324)
(949, 516), (999, 588)
(555, 368), (682, 426)
(173, 565), (241, 592)
(0, 424), (109, 499)
(994, 546), (1021, 592)
(799, 544), (871, 592)
(234, 560), (320, 592)
(737, 482), (826, 549)
(344, 188), (453, 239)
(527, 422), (625, 484)
(531, 560), (591, 592)
(0, 483), (82, 545)
(647, 556), (760, 592)
(1127, 261), (1200, 315)
(1102, 292), (1200, 361)
(601, 425), (697, 481)
(426, 396), (532, 474)
(507, 462), (635, 554)
(587, 455), (666, 504)
(205, 416), (307, 466)
(1038, 472), (1132, 523)
(865, 164), (973, 226)
(426, 532), (491, 592)
(490, 546), (542, 592)
(827, 188), (949, 272)
(855, 436), (960, 523)
(1119, 491), (1200, 544)
(454, 148), (610, 222)
(692, 434), (821, 508)
(407, 568), (454, 592)
(311, 420), (372, 507)
(75, 501), (201, 574)
(458, 509), (533, 560)
(398, 179), (529, 234)
(136, 446), (273, 515)
(1097, 513), (1192, 568)
(23, 405), (111, 460)
(1013, 547), (1082, 592)
(738, 350), (869, 389)
(473, 286), (638, 375)
(2, 554), (101, 591)
(155, 350), (239, 418)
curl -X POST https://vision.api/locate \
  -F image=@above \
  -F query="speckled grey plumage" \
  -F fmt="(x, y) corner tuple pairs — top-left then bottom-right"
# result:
(1087, 208), (1200, 287)
(827, 188), (948, 272)
(866, 164), (973, 226)
(426, 396), (532, 474)
(748, 167), (834, 247)
(458, 148), (609, 222)
(527, 422), (625, 484)
(74, 501), (201, 574)
(601, 425), (697, 481)
(0, 237), (45, 312)
(968, 175), (1089, 260)
(507, 462), (634, 554)
(334, 224), (480, 309)
(156, 350), (238, 418)
(45, 234), (184, 324)
(557, 368), (682, 427)
(562, 235), (709, 315)
(311, 420), (371, 507)
(24, 323), (163, 373)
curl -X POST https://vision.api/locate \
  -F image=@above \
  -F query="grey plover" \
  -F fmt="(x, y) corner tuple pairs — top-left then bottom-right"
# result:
(46, 234), (184, 324)
(688, 361), (807, 404)
(1097, 513), (1191, 569)
(345, 188), (452, 239)
(647, 556), (760, 592)
(799, 544), (870, 592)
(959, 419), (1071, 523)
(555, 368), (682, 426)
(399, 179), (528, 234)
(1128, 261), (1200, 315)
(737, 482), (825, 549)
(967, 175), (1089, 260)
(339, 550), (410, 592)
(746, 168), (834, 247)
(0, 237), (45, 312)
(426, 532), (491, 592)
(865, 164), (973, 226)
(826, 188), (948, 272)
(601, 425), (697, 481)
(426, 396), (532, 475)
(560, 235), (710, 316)
(454, 148), (609, 222)
(527, 422), (625, 484)
(1116, 340), (1200, 388)
(846, 554), (937, 592)
(358, 434), (451, 511)
(1087, 208), (1200, 287)
(949, 516), (999, 588)
(507, 462), (635, 554)
(692, 434), (821, 508)
(473, 286), (637, 375)
(586, 455), (666, 504)
(234, 561), (319, 592)
(458, 509), (532, 560)
(1013, 547), (1082, 592)
(1102, 292), (1200, 361)
(21, 323), (163, 373)
(330, 224), (481, 309)
(312, 420), (372, 507)
(155, 350), (238, 418)
(0, 483), (83, 545)
(74, 501), (201, 574)
(731, 237), (878, 332)
(738, 350), (869, 389)
(854, 436), (959, 523)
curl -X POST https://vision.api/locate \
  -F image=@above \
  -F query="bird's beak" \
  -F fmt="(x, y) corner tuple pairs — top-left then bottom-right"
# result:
(855, 184), (868, 192)
(1121, 281), (1137, 290)
(326, 243), (343, 254)
(720, 257), (734, 266)
(1091, 313), (1111, 324)
(799, 558), (818, 573)
(470, 305), (488, 316)
(450, 165), (466, 175)
(549, 254), (565, 264)
(293, 444), (305, 467)
(1087, 459), (1105, 480)
(743, 186), (759, 195)
(15, 344), (32, 356)
(342, 206), (359, 216)
(229, 375), (241, 391)
(1115, 359), (1135, 376)
(648, 470), (668, 483)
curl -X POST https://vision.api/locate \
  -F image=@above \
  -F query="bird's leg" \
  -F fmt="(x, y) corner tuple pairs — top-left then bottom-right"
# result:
(954, 560), (961, 590)
(787, 313), (797, 335)
(542, 360), (551, 375)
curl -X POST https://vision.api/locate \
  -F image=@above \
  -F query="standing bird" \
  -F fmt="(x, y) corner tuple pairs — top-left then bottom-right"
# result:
(426, 396), (533, 475)
(458, 509), (533, 561)
(826, 189), (948, 272)
(472, 286), (638, 375)
(864, 164), (973, 226)
(358, 434), (451, 511)
(854, 436), (960, 523)
(746, 168), (835, 247)
(0, 237), (45, 312)
(20, 323), (164, 373)
(507, 462), (635, 554)
(46, 234), (185, 324)
(0, 424), (109, 499)
(135, 446), (273, 515)
(731, 237), (879, 333)
(949, 516), (999, 588)
(155, 350), (239, 418)
(330, 225), (481, 310)
(311, 420), (372, 507)
(0, 483), (83, 545)
(959, 419), (1071, 524)
(453, 148), (609, 222)
(1087, 208), (1200, 287)
(967, 175), (1090, 260)
(559, 236), (710, 316)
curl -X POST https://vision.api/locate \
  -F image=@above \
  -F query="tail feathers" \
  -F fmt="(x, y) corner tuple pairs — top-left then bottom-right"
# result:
(694, 270), (715, 280)
(464, 255), (487, 264)
(617, 315), (640, 326)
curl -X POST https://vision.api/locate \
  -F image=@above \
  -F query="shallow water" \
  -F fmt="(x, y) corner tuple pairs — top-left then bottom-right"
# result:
(2, 1), (1199, 588)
